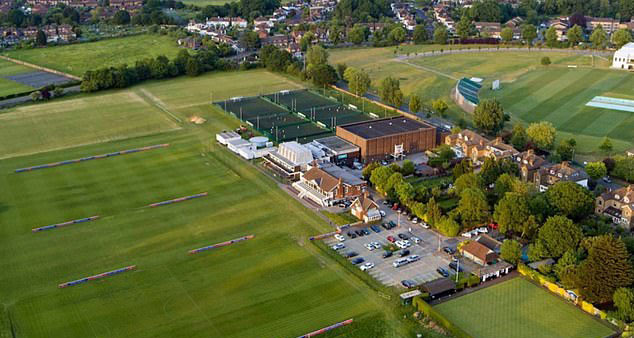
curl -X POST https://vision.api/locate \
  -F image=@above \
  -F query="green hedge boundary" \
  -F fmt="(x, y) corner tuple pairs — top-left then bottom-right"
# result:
(412, 296), (473, 338)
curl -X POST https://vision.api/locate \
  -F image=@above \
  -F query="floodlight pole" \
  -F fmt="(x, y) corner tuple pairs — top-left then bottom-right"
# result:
(456, 260), (460, 283)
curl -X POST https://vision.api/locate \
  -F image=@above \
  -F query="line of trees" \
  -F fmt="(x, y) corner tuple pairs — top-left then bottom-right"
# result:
(80, 49), (235, 92)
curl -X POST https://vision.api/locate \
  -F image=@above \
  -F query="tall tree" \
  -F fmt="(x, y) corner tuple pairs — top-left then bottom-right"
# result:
(567, 25), (584, 46)
(494, 192), (531, 236)
(453, 172), (484, 196)
(500, 239), (522, 265)
(432, 99), (448, 116)
(35, 30), (47, 46)
(526, 121), (556, 150)
(521, 24), (537, 45)
(510, 124), (528, 150)
(613, 29), (633, 49)
(473, 99), (505, 135)
(306, 45), (329, 66)
(545, 181), (594, 220)
(344, 67), (370, 97)
(614, 288), (634, 322)
(577, 235), (634, 304)
(545, 26), (558, 47)
(537, 215), (583, 258)
(599, 137), (613, 155)
(585, 161), (607, 180)
(413, 25), (429, 44)
(456, 16), (474, 39)
(501, 27), (513, 42)
(379, 76), (403, 108)
(409, 94), (422, 114)
(433, 25), (448, 45)
(457, 188), (490, 227)
(590, 26), (608, 49)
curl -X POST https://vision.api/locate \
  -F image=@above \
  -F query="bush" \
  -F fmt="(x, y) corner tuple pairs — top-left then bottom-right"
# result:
(541, 56), (551, 65)
(413, 297), (473, 338)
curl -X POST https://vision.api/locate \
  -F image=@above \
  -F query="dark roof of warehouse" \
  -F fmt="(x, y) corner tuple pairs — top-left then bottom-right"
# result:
(338, 117), (432, 139)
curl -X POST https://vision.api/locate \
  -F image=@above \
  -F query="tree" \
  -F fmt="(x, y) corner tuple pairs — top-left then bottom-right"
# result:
(526, 121), (556, 150)
(379, 76), (403, 108)
(590, 26), (608, 49)
(344, 67), (370, 96)
(433, 25), (448, 45)
(362, 162), (380, 181)
(501, 27), (513, 43)
(546, 181), (594, 220)
(457, 188), (490, 227)
(335, 63), (347, 80)
(613, 156), (634, 182)
(306, 45), (329, 66)
(577, 235), (634, 304)
(426, 197), (442, 226)
(567, 25), (584, 46)
(456, 16), (473, 39)
(348, 24), (369, 45)
(413, 25), (429, 44)
(480, 157), (502, 187)
(554, 250), (579, 289)
(309, 64), (337, 86)
(613, 29), (633, 49)
(388, 26), (406, 44)
(299, 31), (315, 51)
(614, 288), (634, 322)
(521, 24), (537, 45)
(599, 137), (613, 155)
(370, 166), (394, 194)
(240, 31), (261, 50)
(185, 57), (200, 76)
(556, 138), (576, 161)
(541, 56), (551, 66)
(585, 161), (607, 180)
(510, 124), (528, 150)
(113, 10), (131, 25)
(537, 215), (583, 258)
(494, 192), (531, 235)
(469, 0), (501, 22)
(35, 30), (47, 46)
(545, 26), (558, 47)
(437, 216), (461, 237)
(432, 99), (448, 116)
(396, 181), (415, 205)
(500, 239), (522, 265)
(409, 95), (422, 114)
(453, 173), (484, 196)
(473, 99), (505, 135)
(452, 159), (473, 180)
(30, 91), (41, 101)
(401, 160), (415, 176)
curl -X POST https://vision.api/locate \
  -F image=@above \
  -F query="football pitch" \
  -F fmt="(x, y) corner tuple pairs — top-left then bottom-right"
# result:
(0, 70), (401, 338)
(435, 278), (614, 338)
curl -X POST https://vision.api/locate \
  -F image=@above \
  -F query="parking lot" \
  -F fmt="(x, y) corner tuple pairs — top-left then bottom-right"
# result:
(324, 198), (466, 288)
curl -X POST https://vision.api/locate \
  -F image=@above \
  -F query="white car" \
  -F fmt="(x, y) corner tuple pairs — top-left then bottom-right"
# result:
(412, 217), (418, 224)
(364, 243), (376, 251)
(411, 236), (421, 244)
(403, 240), (412, 247)
(395, 240), (407, 249)
(421, 222), (430, 229)
(360, 262), (375, 271)
(334, 234), (345, 242)
(461, 231), (473, 238)
(371, 241), (382, 249)
(407, 255), (420, 263)
(331, 243), (345, 250)
(393, 258), (409, 268)
(379, 210), (386, 217)
(477, 227), (488, 234)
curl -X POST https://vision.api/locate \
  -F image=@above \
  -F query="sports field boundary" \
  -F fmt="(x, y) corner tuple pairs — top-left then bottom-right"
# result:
(138, 88), (183, 123)
(396, 47), (614, 61)
(0, 55), (81, 81)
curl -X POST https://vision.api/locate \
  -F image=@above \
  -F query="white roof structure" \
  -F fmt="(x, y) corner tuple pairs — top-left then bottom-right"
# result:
(612, 42), (634, 70)
(216, 131), (241, 145)
(227, 139), (252, 153)
(277, 142), (313, 167)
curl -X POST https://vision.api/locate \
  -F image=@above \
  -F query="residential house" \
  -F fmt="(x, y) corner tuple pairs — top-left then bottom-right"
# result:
(548, 17), (569, 41)
(533, 161), (589, 192)
(178, 37), (201, 50)
(504, 16), (523, 40)
(627, 148), (634, 157)
(475, 22), (501, 39)
(292, 164), (366, 206)
(595, 185), (634, 230)
(445, 130), (517, 165)
(514, 149), (548, 182)
(461, 241), (498, 266)
(619, 19), (634, 31)
(586, 17), (619, 34)
(351, 192), (381, 223)
(474, 234), (502, 254)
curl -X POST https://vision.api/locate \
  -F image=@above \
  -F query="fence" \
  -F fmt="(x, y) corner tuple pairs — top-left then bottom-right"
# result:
(412, 296), (473, 338)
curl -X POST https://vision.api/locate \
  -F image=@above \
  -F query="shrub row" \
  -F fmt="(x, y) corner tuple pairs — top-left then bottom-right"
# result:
(412, 296), (472, 338)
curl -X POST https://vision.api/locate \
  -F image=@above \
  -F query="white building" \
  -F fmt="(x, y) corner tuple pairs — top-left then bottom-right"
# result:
(613, 42), (634, 70)
(263, 141), (314, 180)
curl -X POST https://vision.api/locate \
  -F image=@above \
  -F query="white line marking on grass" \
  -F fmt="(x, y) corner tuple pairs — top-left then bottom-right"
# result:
(393, 59), (458, 81)
(139, 89), (183, 123)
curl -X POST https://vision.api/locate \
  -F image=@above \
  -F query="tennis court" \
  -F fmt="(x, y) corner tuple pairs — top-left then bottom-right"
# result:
(271, 123), (331, 142)
(301, 105), (371, 129)
(245, 113), (307, 130)
(265, 89), (339, 112)
(221, 97), (288, 120)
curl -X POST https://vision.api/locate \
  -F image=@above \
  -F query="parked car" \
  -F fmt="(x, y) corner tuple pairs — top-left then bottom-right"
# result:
(351, 257), (365, 265)
(381, 223), (389, 230)
(362, 228), (371, 235)
(436, 267), (450, 277)
(477, 227), (488, 234)
(364, 243), (376, 251)
(345, 251), (358, 258)
(449, 261), (463, 272)
(443, 247), (456, 255)
(393, 258), (408, 268)
(334, 234), (345, 242)
(370, 225), (381, 233)
(331, 243), (345, 251)
(421, 222), (430, 229)
(401, 280), (416, 288)
(392, 203), (399, 211)
(388, 221), (397, 228)
(382, 200), (391, 205)
(603, 176), (612, 183)
(407, 255), (420, 263)
(412, 217), (418, 224)
(395, 241), (408, 249)
(387, 236), (396, 243)
(488, 222), (499, 230)
(382, 251), (393, 258)
(461, 231), (473, 238)
(360, 262), (374, 271)
(397, 233), (409, 240)
(411, 236), (421, 244)
(371, 241), (381, 249)
(346, 231), (353, 238)
(399, 249), (410, 257)
(379, 210), (386, 217)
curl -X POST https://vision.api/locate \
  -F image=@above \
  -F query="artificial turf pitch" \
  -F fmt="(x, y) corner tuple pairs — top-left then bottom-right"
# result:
(434, 278), (614, 338)
(0, 70), (400, 338)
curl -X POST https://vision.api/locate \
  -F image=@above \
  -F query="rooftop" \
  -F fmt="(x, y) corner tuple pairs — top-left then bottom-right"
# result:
(313, 136), (359, 155)
(422, 278), (456, 296)
(320, 163), (365, 186)
(338, 117), (432, 140)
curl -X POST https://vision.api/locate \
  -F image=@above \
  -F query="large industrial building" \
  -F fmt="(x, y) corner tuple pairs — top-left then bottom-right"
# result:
(336, 117), (437, 162)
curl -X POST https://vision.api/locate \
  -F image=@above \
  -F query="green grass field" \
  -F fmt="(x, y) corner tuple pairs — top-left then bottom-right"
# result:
(0, 70), (412, 338)
(0, 58), (36, 96)
(483, 67), (634, 155)
(4, 35), (181, 77)
(435, 278), (614, 338)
